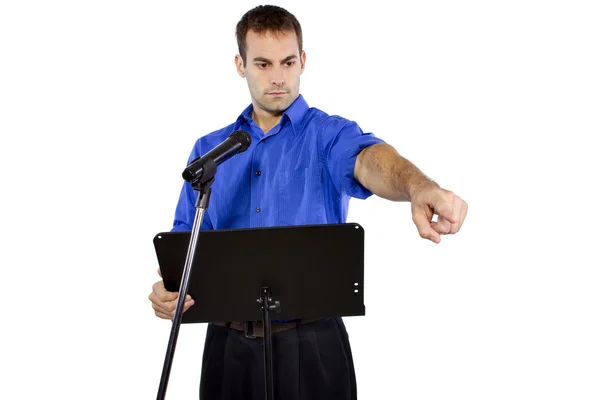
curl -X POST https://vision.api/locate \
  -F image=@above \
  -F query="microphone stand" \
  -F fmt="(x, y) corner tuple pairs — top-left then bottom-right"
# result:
(156, 159), (217, 400)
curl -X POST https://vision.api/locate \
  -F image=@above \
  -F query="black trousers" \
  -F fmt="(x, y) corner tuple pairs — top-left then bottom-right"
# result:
(199, 317), (357, 400)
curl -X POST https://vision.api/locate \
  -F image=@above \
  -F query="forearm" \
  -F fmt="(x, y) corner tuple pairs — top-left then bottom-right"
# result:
(354, 143), (438, 201)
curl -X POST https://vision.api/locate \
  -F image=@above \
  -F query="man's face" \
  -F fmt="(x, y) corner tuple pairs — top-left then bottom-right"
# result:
(236, 29), (305, 115)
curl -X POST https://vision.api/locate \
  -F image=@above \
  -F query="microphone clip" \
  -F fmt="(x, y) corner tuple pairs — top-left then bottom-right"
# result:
(189, 158), (217, 190)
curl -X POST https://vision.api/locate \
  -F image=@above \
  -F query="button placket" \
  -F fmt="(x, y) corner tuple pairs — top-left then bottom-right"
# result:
(254, 168), (261, 213)
(251, 143), (263, 221)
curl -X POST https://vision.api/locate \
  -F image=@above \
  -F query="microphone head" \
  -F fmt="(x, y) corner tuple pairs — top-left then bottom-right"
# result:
(230, 130), (252, 152)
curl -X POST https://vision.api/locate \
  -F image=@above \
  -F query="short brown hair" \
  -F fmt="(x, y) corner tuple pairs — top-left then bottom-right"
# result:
(236, 5), (303, 66)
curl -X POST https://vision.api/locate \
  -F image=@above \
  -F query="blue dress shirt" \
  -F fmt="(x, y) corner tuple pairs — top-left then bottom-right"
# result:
(172, 94), (385, 232)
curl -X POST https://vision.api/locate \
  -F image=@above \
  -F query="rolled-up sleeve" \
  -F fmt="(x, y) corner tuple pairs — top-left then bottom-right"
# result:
(324, 120), (385, 199)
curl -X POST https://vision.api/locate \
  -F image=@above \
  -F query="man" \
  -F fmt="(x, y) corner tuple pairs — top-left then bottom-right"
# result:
(149, 5), (468, 400)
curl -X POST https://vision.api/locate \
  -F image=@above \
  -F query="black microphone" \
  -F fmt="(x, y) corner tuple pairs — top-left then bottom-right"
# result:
(182, 130), (252, 182)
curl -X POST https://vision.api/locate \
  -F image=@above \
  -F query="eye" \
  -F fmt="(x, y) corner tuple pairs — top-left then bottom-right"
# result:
(256, 62), (269, 69)
(285, 61), (296, 67)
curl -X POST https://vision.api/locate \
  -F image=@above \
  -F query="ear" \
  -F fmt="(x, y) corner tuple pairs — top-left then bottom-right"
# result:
(300, 51), (306, 75)
(235, 54), (246, 78)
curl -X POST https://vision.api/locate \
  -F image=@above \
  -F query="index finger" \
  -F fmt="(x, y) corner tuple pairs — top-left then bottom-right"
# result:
(433, 194), (458, 224)
(412, 210), (441, 244)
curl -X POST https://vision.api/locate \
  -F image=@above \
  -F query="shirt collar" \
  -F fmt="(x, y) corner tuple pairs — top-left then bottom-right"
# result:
(282, 94), (309, 131)
(234, 94), (309, 135)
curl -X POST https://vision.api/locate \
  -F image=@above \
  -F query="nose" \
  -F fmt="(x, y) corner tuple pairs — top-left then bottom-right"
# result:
(269, 65), (285, 87)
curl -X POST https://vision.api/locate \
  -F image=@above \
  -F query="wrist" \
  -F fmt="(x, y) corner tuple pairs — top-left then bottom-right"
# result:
(408, 178), (439, 201)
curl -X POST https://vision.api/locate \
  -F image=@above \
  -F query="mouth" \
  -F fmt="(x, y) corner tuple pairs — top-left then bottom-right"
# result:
(267, 91), (287, 96)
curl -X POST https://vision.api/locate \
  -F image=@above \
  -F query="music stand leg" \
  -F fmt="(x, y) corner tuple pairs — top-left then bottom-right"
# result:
(260, 287), (280, 400)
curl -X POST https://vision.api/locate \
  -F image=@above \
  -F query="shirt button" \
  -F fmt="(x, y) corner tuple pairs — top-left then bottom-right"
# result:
(255, 207), (261, 213)
(256, 171), (261, 176)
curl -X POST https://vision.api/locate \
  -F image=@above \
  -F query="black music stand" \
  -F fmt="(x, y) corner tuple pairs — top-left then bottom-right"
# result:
(154, 223), (365, 400)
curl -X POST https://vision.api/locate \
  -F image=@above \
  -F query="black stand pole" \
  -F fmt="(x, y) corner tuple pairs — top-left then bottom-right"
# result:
(156, 161), (217, 400)
(258, 287), (281, 400)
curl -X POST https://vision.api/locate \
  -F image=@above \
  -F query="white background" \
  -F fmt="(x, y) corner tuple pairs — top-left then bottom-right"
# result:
(1, 0), (599, 399)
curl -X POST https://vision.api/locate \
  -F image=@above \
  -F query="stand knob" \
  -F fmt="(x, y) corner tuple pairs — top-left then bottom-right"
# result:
(270, 301), (281, 314)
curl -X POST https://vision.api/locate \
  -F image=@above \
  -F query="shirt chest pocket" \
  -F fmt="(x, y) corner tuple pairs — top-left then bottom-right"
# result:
(276, 167), (323, 204)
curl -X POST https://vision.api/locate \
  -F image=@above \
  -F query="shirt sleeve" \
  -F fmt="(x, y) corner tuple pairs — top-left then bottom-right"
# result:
(324, 120), (385, 199)
(171, 140), (214, 232)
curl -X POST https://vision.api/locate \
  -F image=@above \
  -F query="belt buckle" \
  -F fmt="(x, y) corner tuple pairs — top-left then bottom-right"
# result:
(244, 321), (257, 339)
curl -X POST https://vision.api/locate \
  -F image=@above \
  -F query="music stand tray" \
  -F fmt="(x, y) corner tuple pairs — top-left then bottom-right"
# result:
(154, 223), (365, 323)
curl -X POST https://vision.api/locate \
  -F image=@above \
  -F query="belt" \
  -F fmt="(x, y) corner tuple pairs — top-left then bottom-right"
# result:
(212, 318), (322, 339)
